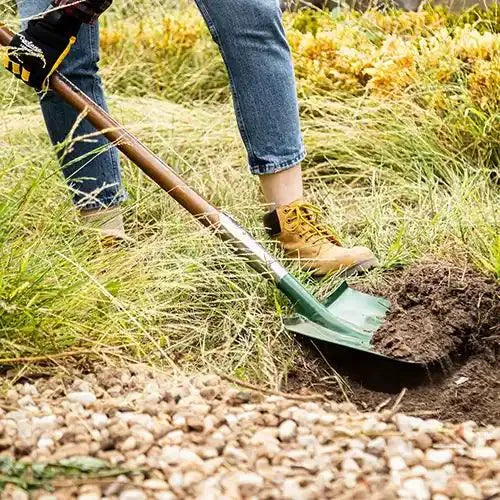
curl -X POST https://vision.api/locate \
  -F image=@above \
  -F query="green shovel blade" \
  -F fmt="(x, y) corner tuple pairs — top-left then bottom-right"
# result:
(279, 274), (411, 362)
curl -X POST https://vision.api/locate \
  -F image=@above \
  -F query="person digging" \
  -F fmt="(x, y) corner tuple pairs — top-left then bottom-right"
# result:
(5, 0), (377, 276)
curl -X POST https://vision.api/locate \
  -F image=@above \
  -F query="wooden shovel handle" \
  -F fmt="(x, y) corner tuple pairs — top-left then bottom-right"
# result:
(0, 26), (219, 227)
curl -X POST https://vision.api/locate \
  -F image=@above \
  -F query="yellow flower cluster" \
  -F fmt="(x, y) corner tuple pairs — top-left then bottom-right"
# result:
(101, 14), (207, 53)
(99, 7), (499, 110)
(285, 9), (499, 109)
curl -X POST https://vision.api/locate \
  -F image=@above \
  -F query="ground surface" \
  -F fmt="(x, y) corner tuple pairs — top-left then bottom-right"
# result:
(288, 261), (499, 426)
(0, 366), (499, 499)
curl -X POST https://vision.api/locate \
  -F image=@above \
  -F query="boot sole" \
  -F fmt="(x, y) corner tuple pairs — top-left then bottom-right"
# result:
(312, 257), (379, 278)
(343, 257), (379, 277)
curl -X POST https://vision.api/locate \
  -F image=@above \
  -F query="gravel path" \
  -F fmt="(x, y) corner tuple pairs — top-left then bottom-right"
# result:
(0, 364), (498, 499)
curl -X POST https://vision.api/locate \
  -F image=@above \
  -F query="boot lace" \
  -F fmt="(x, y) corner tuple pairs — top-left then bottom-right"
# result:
(282, 203), (341, 246)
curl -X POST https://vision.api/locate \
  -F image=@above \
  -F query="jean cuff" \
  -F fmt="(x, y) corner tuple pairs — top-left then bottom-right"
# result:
(249, 148), (307, 176)
(75, 191), (128, 212)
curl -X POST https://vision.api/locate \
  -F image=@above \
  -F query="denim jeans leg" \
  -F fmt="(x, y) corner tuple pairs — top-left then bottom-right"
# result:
(17, 0), (125, 210)
(193, 0), (305, 175)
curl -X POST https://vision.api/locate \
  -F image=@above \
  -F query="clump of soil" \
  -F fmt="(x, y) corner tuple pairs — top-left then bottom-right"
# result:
(368, 261), (498, 363)
(287, 261), (499, 425)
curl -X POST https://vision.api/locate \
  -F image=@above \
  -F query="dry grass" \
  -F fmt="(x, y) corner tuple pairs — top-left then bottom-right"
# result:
(0, 2), (498, 387)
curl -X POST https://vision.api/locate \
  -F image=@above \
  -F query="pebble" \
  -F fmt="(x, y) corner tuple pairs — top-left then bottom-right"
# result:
(67, 391), (97, 406)
(118, 436), (137, 451)
(278, 419), (297, 442)
(367, 436), (386, 455)
(424, 449), (453, 468)
(342, 457), (360, 472)
(419, 419), (443, 434)
(33, 415), (58, 432)
(455, 481), (481, 499)
(168, 471), (184, 489)
(37, 436), (55, 450)
(118, 490), (147, 500)
(91, 413), (109, 429)
(77, 485), (102, 500)
(395, 414), (423, 433)
(233, 471), (264, 495)
(142, 478), (169, 490)
(400, 477), (430, 500)
(224, 445), (248, 463)
(164, 430), (184, 444)
(413, 432), (433, 450)
(468, 446), (497, 460)
(389, 456), (407, 471)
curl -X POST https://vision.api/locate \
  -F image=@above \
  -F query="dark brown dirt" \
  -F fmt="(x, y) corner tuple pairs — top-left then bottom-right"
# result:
(286, 261), (500, 425)
(368, 262), (498, 363)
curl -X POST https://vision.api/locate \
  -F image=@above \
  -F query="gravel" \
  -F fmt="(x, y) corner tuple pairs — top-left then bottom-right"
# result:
(0, 365), (499, 499)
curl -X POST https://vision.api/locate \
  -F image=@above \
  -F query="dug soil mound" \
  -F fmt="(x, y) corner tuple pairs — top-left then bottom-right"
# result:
(288, 261), (499, 425)
(368, 262), (498, 363)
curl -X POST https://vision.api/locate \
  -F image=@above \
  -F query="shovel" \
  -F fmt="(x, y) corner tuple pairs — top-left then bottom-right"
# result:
(0, 26), (401, 362)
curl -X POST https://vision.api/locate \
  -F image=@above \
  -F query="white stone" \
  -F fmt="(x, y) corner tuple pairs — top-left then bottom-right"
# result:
(389, 456), (407, 471)
(394, 414), (424, 433)
(162, 429), (182, 444)
(278, 419), (297, 442)
(172, 413), (186, 427)
(224, 445), (248, 463)
(457, 422), (476, 444)
(424, 468), (451, 492)
(282, 478), (306, 500)
(342, 458), (360, 472)
(91, 413), (109, 429)
(297, 435), (318, 448)
(343, 472), (358, 489)
(319, 414), (336, 425)
(468, 446), (497, 460)
(179, 447), (202, 464)
(161, 445), (181, 464)
(410, 465), (427, 476)
(234, 471), (264, 495)
(119, 490), (146, 500)
(387, 436), (414, 459)
(367, 437), (386, 455)
(131, 426), (154, 446)
(37, 436), (54, 449)
(9, 489), (30, 500)
(400, 477), (430, 500)
(143, 479), (169, 490)
(33, 415), (58, 432)
(424, 449), (453, 467)
(418, 419), (443, 433)
(456, 481), (481, 499)
(67, 391), (96, 406)
(118, 412), (154, 430)
(168, 471), (184, 489)
(77, 494), (101, 500)
(155, 493), (176, 500)
(119, 436), (137, 451)
(16, 418), (33, 440)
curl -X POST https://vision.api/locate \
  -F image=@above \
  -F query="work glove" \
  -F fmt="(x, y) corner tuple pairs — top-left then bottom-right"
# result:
(3, 11), (81, 90)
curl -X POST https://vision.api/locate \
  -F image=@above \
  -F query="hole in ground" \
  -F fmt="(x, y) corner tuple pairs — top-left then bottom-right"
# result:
(286, 261), (499, 425)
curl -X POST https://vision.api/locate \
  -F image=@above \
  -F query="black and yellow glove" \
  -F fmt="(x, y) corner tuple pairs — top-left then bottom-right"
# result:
(3, 11), (81, 90)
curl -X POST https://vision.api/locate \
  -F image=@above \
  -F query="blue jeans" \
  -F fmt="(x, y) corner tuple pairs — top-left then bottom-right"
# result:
(18, 0), (305, 210)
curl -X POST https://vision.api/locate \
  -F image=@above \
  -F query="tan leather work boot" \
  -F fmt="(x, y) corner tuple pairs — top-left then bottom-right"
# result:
(263, 199), (378, 276)
(80, 206), (133, 245)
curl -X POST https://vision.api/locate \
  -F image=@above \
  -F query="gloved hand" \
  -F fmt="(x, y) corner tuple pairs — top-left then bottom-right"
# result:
(3, 11), (81, 90)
